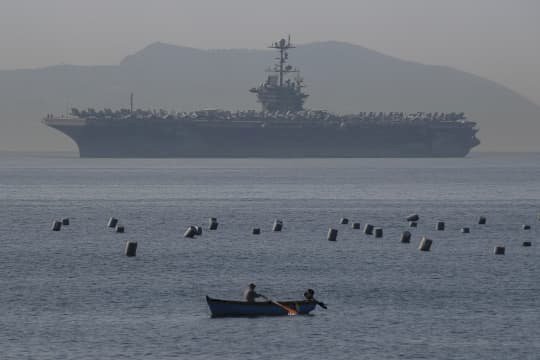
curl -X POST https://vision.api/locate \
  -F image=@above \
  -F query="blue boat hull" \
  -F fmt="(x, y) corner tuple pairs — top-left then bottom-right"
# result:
(206, 296), (317, 317)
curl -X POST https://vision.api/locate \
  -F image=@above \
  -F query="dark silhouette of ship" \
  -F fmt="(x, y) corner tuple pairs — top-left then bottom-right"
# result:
(43, 37), (480, 157)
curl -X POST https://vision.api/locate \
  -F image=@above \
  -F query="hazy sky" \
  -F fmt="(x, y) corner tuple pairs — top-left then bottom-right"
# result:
(1, 0), (539, 105)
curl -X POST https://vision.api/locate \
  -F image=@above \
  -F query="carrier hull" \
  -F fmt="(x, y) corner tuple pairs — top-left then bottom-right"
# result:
(46, 121), (478, 158)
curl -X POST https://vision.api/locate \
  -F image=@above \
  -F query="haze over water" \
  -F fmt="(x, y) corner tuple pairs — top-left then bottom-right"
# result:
(1, 152), (539, 359)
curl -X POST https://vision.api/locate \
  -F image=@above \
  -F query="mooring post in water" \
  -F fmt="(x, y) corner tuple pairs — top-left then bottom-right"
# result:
(522, 241), (532, 247)
(401, 231), (411, 243)
(364, 224), (374, 235)
(115, 225), (125, 233)
(51, 220), (62, 231)
(494, 246), (505, 255)
(436, 221), (445, 231)
(419, 237), (432, 251)
(272, 219), (283, 232)
(352, 222), (361, 229)
(125, 241), (137, 257)
(108, 217), (118, 228)
(184, 226), (197, 238)
(252, 228), (261, 235)
(209, 218), (219, 230)
(461, 227), (470, 234)
(327, 228), (338, 241)
(61, 218), (70, 226)
(374, 228), (383, 238)
(478, 216), (486, 225)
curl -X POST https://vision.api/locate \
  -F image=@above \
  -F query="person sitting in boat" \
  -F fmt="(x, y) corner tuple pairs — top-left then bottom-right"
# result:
(243, 283), (262, 303)
(304, 288), (327, 309)
(304, 288), (315, 301)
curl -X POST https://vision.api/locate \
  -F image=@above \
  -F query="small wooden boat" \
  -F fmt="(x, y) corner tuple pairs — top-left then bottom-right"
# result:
(206, 296), (317, 317)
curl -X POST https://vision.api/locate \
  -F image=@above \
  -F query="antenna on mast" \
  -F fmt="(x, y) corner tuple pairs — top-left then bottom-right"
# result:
(130, 92), (134, 113)
(268, 35), (296, 87)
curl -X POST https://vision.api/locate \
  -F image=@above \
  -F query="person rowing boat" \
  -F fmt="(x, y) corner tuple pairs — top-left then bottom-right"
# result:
(243, 283), (263, 303)
(243, 283), (298, 315)
(304, 288), (327, 309)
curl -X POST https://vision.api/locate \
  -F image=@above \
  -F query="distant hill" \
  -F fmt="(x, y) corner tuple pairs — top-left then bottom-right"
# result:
(0, 41), (539, 152)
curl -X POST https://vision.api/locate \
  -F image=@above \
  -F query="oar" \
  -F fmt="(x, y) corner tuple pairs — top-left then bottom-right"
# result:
(260, 295), (298, 316)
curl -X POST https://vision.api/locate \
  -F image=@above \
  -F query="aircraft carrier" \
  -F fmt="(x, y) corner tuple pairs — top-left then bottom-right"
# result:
(43, 37), (480, 158)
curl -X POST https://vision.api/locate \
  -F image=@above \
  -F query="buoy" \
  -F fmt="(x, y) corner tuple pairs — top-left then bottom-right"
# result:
(522, 241), (532, 247)
(184, 226), (197, 238)
(522, 224), (531, 230)
(195, 226), (203, 236)
(461, 227), (470, 233)
(401, 231), (411, 243)
(51, 220), (62, 231)
(494, 246), (505, 255)
(125, 241), (137, 257)
(406, 214), (419, 222)
(478, 216), (486, 225)
(363, 224), (374, 235)
(252, 228), (261, 235)
(115, 225), (125, 233)
(374, 228), (383, 238)
(419, 237), (432, 251)
(61, 218), (70, 226)
(352, 222), (361, 229)
(108, 217), (118, 228)
(272, 220), (283, 232)
(327, 228), (338, 241)
(209, 218), (219, 230)
(409, 222), (418, 228)
(436, 221), (445, 231)
(340, 218), (349, 225)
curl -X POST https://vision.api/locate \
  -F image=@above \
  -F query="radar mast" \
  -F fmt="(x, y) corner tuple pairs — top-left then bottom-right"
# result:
(250, 36), (308, 113)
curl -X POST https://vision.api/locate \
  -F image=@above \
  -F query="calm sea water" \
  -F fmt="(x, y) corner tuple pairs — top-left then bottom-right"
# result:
(1, 152), (539, 359)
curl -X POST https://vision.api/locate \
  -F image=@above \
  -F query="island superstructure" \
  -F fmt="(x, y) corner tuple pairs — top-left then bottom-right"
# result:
(43, 37), (480, 158)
